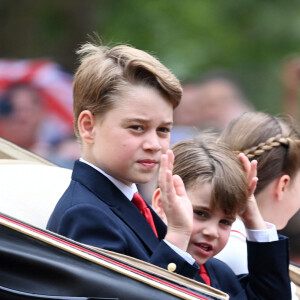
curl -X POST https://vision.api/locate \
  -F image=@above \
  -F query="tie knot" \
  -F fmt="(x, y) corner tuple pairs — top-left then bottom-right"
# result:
(132, 192), (147, 211)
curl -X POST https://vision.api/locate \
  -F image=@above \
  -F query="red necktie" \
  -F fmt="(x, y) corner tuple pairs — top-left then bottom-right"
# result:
(132, 192), (158, 237)
(199, 265), (211, 286)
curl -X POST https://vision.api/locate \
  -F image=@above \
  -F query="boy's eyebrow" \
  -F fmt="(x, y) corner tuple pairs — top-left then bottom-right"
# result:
(123, 117), (173, 126)
(192, 205), (210, 211)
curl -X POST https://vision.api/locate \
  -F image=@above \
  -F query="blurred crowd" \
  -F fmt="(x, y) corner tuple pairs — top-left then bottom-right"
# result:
(0, 59), (80, 169)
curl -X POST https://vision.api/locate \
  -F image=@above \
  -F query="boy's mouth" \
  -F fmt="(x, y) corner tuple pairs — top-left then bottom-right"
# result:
(199, 244), (211, 251)
(138, 159), (158, 169)
(194, 243), (213, 256)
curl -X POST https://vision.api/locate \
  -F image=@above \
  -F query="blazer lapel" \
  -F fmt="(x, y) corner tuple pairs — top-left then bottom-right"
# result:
(202, 260), (221, 290)
(72, 160), (166, 252)
(111, 201), (160, 250)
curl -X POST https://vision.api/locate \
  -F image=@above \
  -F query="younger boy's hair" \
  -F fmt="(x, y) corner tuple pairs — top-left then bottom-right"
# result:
(172, 133), (248, 216)
(73, 42), (183, 137)
(219, 111), (300, 195)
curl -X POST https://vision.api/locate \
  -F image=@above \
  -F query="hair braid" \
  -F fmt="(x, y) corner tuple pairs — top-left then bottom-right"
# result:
(234, 134), (300, 159)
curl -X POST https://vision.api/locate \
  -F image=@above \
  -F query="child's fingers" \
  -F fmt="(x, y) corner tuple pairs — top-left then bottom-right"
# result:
(158, 153), (177, 208)
(250, 160), (257, 180)
(247, 160), (257, 190)
(238, 153), (258, 187)
(166, 149), (174, 173)
(158, 153), (168, 191)
(249, 177), (258, 195)
(163, 170), (175, 205)
(238, 153), (251, 183)
(172, 174), (186, 198)
(238, 153), (251, 175)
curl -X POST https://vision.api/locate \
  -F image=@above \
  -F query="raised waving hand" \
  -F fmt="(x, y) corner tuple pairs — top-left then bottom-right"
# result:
(158, 150), (193, 251)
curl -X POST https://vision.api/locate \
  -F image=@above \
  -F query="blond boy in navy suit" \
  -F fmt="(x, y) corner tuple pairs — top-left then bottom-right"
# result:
(47, 41), (198, 278)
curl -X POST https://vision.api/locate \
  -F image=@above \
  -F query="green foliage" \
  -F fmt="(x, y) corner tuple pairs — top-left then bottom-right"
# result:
(1, 0), (300, 113)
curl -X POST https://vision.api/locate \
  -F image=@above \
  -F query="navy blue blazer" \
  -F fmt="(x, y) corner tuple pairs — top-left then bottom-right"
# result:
(47, 160), (291, 299)
(47, 160), (198, 278)
(201, 236), (291, 299)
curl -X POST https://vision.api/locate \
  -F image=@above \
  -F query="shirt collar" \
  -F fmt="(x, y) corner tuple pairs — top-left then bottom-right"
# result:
(79, 158), (137, 200)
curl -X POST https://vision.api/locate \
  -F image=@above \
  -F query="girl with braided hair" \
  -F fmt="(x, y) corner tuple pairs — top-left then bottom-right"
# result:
(215, 111), (300, 277)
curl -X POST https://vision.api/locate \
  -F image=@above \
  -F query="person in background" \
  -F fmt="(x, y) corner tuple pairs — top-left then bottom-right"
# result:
(0, 83), (46, 153)
(171, 70), (253, 144)
(215, 111), (300, 274)
(0, 83), (80, 168)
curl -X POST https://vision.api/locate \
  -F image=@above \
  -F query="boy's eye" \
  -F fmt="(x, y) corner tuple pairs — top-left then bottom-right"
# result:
(130, 125), (143, 131)
(157, 127), (170, 133)
(194, 210), (208, 218)
(220, 219), (233, 226)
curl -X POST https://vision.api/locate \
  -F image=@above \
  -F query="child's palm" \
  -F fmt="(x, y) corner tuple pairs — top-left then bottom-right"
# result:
(238, 153), (266, 230)
(166, 174), (193, 233)
(159, 150), (193, 250)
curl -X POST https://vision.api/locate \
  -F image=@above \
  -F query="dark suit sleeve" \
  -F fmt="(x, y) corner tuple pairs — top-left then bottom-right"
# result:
(55, 204), (130, 252)
(50, 203), (199, 279)
(206, 236), (291, 299)
(150, 241), (199, 278)
(240, 235), (291, 300)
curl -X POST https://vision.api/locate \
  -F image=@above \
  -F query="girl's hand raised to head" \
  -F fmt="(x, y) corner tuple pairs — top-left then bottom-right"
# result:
(238, 153), (267, 230)
(158, 150), (193, 251)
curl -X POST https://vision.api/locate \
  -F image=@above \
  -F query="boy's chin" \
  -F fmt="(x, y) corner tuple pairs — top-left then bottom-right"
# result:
(135, 174), (156, 185)
(196, 257), (210, 266)
(117, 172), (155, 186)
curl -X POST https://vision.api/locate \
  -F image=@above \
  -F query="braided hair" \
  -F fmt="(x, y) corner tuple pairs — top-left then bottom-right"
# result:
(219, 112), (300, 194)
(236, 135), (300, 158)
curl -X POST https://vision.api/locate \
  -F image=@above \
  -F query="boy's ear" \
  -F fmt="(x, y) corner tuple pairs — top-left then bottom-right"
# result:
(78, 110), (96, 144)
(152, 188), (167, 225)
(274, 175), (291, 201)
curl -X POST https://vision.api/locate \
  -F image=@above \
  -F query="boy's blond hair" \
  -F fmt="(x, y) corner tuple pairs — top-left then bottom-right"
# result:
(172, 133), (248, 216)
(73, 42), (182, 137)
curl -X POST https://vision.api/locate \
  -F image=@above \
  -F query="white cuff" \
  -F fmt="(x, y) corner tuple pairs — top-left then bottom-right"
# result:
(163, 240), (195, 265)
(246, 222), (278, 242)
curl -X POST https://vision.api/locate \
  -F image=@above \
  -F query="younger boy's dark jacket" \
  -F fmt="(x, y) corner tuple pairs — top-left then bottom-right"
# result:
(199, 237), (291, 299)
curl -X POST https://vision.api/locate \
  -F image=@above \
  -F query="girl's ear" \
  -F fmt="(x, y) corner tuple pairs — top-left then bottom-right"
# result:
(274, 174), (291, 201)
(152, 188), (167, 224)
(78, 110), (96, 144)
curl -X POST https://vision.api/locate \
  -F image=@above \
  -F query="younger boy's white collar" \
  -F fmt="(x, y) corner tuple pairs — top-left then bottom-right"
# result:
(79, 158), (138, 200)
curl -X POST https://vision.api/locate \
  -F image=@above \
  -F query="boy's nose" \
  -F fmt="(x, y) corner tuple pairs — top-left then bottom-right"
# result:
(202, 223), (219, 238)
(143, 132), (162, 151)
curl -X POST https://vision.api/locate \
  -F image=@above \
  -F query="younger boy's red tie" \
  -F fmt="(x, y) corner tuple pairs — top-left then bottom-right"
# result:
(132, 192), (158, 237)
(199, 265), (211, 286)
